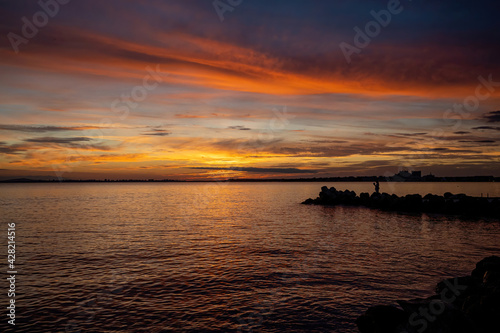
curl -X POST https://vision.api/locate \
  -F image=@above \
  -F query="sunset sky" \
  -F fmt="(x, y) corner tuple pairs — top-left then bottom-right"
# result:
(1, 0), (500, 180)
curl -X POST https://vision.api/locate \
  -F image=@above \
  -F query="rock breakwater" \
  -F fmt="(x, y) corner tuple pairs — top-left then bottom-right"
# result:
(302, 186), (500, 217)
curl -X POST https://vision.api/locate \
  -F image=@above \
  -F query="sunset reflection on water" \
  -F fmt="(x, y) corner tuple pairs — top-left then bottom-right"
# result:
(1, 182), (499, 332)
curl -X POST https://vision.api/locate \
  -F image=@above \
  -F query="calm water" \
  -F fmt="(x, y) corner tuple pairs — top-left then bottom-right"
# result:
(1, 182), (499, 333)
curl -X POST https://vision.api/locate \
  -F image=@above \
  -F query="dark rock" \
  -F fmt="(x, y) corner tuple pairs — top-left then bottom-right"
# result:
(471, 256), (500, 281)
(435, 276), (474, 295)
(483, 270), (500, 285)
(302, 198), (315, 205)
(356, 305), (408, 333)
(360, 192), (370, 200)
(302, 186), (499, 217)
(398, 299), (474, 333)
(356, 256), (500, 333)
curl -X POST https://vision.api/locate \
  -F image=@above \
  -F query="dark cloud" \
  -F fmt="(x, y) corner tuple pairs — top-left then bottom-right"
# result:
(305, 140), (348, 144)
(483, 111), (500, 123)
(191, 166), (317, 174)
(409, 147), (481, 153)
(459, 140), (496, 143)
(228, 126), (251, 131)
(453, 131), (470, 134)
(433, 135), (497, 142)
(141, 125), (171, 136)
(211, 138), (284, 151)
(0, 125), (100, 133)
(394, 133), (428, 137)
(421, 148), (448, 151)
(142, 132), (171, 136)
(21, 137), (113, 151)
(271, 143), (407, 158)
(472, 126), (500, 131)
(24, 137), (92, 144)
(141, 129), (171, 136)
(369, 132), (428, 140)
(0, 142), (27, 155)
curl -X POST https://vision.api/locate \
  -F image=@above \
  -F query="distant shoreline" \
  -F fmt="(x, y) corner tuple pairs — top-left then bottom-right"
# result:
(1, 177), (498, 183)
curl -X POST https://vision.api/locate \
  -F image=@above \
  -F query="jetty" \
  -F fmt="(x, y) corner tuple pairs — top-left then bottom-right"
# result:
(302, 186), (500, 217)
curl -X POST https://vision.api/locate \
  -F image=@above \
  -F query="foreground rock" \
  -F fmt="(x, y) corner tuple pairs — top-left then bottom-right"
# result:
(302, 186), (500, 217)
(356, 256), (500, 333)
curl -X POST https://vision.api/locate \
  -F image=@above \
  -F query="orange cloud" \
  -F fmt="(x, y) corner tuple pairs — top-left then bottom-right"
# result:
(2, 25), (497, 99)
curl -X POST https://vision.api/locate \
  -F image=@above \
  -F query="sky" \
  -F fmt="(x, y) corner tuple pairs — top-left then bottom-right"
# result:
(1, 0), (500, 180)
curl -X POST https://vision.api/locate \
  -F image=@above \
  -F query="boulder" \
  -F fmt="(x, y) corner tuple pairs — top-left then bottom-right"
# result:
(471, 256), (500, 281)
(355, 305), (408, 333)
(356, 256), (500, 333)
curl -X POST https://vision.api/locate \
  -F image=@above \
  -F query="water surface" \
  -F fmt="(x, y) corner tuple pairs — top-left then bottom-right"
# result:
(1, 182), (499, 332)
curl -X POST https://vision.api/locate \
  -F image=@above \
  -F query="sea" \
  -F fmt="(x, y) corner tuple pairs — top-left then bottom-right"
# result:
(1, 182), (499, 332)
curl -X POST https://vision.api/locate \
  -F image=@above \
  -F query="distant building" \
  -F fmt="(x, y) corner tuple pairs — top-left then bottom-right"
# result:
(392, 170), (423, 181)
(423, 173), (436, 181)
(397, 170), (412, 178)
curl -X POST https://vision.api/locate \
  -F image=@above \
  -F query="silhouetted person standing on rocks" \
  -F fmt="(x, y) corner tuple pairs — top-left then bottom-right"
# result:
(373, 180), (380, 194)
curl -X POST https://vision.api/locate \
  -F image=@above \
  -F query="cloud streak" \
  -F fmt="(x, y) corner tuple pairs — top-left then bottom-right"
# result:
(191, 166), (317, 174)
(472, 126), (500, 131)
(0, 125), (101, 133)
(482, 111), (500, 123)
(24, 137), (92, 144)
(228, 126), (251, 131)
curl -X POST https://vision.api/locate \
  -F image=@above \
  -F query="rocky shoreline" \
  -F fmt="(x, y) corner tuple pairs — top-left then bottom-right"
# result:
(356, 256), (500, 333)
(302, 186), (500, 217)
